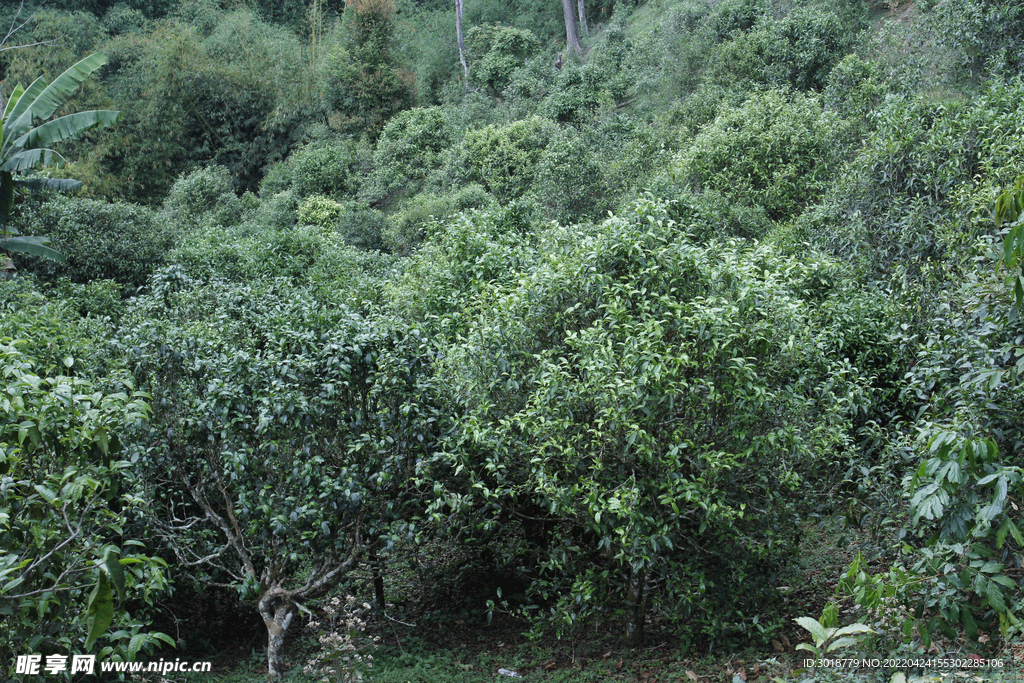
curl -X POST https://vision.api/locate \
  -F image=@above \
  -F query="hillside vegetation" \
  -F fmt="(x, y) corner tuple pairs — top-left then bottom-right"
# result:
(2, 0), (1024, 681)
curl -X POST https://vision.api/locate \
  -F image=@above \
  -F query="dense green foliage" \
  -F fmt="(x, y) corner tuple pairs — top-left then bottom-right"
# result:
(5, 0), (1024, 680)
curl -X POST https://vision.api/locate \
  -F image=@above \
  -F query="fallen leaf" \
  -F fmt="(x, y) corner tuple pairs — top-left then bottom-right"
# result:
(542, 660), (557, 671)
(603, 651), (613, 659)
(780, 634), (791, 649)
(685, 671), (698, 681)
(771, 639), (784, 652)
(978, 634), (990, 644)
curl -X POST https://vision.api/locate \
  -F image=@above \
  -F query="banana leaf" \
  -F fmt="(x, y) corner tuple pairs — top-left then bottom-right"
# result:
(15, 178), (84, 193)
(12, 110), (119, 150)
(4, 54), (110, 141)
(0, 235), (65, 262)
(0, 148), (56, 173)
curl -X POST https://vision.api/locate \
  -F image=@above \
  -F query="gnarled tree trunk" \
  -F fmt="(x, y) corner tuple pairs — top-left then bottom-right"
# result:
(260, 589), (298, 681)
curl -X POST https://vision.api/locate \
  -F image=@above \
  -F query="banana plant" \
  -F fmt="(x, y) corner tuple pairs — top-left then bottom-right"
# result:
(0, 52), (119, 264)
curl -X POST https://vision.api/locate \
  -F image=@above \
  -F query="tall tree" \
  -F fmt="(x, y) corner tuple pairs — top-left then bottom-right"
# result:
(455, 0), (468, 79)
(561, 0), (581, 55)
(320, 0), (414, 139)
(577, 0), (589, 37)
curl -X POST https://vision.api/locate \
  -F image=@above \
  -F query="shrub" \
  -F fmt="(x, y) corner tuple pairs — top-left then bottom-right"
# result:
(466, 24), (541, 96)
(13, 197), (178, 288)
(100, 11), (304, 200)
(535, 127), (609, 223)
(540, 59), (619, 126)
(371, 107), (452, 202)
(705, 0), (770, 42)
(0, 278), (119, 377)
(708, 5), (863, 91)
(337, 204), (390, 252)
(102, 4), (149, 35)
(163, 166), (236, 227)
(317, 0), (415, 139)
(289, 140), (368, 200)
(823, 54), (884, 121)
(254, 190), (300, 231)
(463, 115), (557, 200)
(920, 0), (1024, 76)
(430, 197), (862, 647)
(384, 184), (493, 256)
(797, 78), (1024, 284)
(297, 195), (346, 227)
(671, 89), (849, 222)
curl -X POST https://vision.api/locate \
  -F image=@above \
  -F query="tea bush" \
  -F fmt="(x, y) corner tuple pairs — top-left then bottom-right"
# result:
(13, 197), (178, 288)
(671, 89), (850, 221)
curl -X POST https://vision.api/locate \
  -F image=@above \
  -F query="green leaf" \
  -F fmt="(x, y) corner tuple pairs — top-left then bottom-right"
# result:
(832, 623), (874, 638)
(33, 484), (56, 503)
(102, 546), (125, 603)
(794, 616), (829, 646)
(825, 636), (861, 653)
(4, 54), (110, 140)
(84, 571), (114, 651)
(2, 83), (25, 120)
(15, 177), (83, 193)
(0, 148), (54, 173)
(3, 77), (47, 136)
(0, 235), (65, 262)
(152, 632), (175, 648)
(127, 633), (146, 661)
(11, 110), (120, 152)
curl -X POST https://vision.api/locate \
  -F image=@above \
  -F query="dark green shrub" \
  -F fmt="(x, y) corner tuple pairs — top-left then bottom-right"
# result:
(796, 78), (1024, 285)
(101, 11), (303, 200)
(14, 197), (178, 288)
(540, 59), (620, 126)
(466, 24), (541, 96)
(823, 54), (884, 121)
(259, 162), (293, 198)
(920, 0), (1024, 75)
(503, 55), (556, 115)
(671, 89), (849, 221)
(338, 204), (390, 252)
(371, 107), (452, 202)
(535, 127), (609, 223)
(462, 115), (557, 200)
(384, 184), (493, 256)
(163, 166), (236, 227)
(253, 190), (300, 230)
(0, 10), (108, 85)
(289, 140), (368, 199)
(51, 278), (127, 321)
(431, 197), (861, 647)
(318, 0), (415, 139)
(0, 278), (119, 376)
(709, 6), (863, 91)
(102, 4), (150, 34)
(705, 0), (770, 41)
